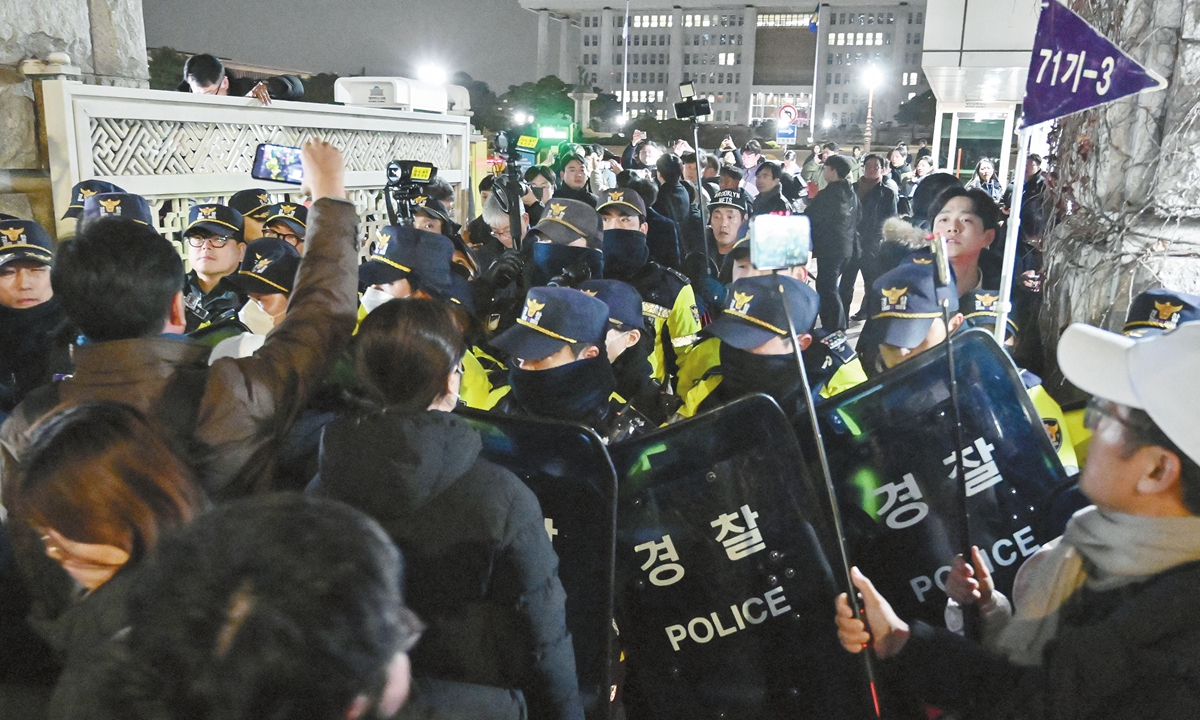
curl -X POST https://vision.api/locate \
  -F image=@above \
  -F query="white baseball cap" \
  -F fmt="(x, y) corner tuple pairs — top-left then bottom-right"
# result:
(1058, 322), (1200, 463)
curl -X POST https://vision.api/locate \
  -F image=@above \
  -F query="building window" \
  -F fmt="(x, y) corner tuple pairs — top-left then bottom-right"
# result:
(908, 12), (913, 23)
(914, 33), (921, 44)
(916, 12), (924, 24)
(593, 54), (598, 65)
(842, 93), (848, 104)
(906, 32), (912, 44)
(736, 73), (740, 83)
(684, 54), (690, 65)
(825, 92), (830, 103)
(839, 13), (846, 23)
(583, 55), (589, 64)
(833, 94), (839, 104)
(888, 12), (895, 23)
(827, 53), (833, 64)
(826, 73), (831, 85)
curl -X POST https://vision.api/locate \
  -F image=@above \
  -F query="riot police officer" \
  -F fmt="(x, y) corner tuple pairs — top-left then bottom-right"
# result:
(182, 203), (248, 334)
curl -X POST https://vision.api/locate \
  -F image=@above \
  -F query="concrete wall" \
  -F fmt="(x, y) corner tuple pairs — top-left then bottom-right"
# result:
(0, 0), (148, 229)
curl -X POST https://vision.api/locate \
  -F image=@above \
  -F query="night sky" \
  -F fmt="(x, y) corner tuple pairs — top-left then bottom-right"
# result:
(142, 0), (542, 90)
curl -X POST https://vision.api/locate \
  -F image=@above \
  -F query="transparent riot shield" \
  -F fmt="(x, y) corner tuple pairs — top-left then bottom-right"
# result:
(815, 328), (1070, 626)
(606, 394), (870, 720)
(457, 409), (617, 720)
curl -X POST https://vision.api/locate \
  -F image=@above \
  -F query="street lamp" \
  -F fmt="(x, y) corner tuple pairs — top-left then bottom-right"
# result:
(862, 64), (884, 150)
(417, 64), (447, 85)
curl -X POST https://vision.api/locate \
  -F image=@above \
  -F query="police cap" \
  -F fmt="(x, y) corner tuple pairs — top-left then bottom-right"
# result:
(491, 286), (609, 361)
(0, 219), (54, 268)
(579, 279), (645, 331)
(185, 204), (245, 240)
(232, 238), (300, 296)
(64, 180), (125, 219)
(707, 274), (819, 351)
(1122, 288), (1200, 337)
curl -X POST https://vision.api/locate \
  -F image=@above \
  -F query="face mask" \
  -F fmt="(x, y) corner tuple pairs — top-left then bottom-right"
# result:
(601, 229), (650, 281)
(718, 343), (804, 405)
(361, 286), (393, 313)
(509, 355), (616, 423)
(532, 186), (548, 201)
(530, 243), (605, 288)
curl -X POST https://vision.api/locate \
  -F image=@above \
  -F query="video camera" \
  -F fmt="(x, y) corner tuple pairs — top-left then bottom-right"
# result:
(493, 130), (539, 252)
(384, 160), (438, 226)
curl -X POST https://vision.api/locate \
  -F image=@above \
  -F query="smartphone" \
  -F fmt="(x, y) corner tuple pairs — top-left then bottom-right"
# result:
(749, 214), (812, 271)
(251, 143), (304, 185)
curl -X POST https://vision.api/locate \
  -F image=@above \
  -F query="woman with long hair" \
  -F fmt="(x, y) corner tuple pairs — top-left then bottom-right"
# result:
(313, 298), (582, 720)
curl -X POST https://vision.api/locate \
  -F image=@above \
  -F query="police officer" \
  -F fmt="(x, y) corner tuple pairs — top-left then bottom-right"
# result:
(961, 289), (1078, 472)
(208, 237), (301, 361)
(61, 180), (125, 223)
(411, 195), (480, 280)
(359, 225), (504, 410)
(490, 286), (649, 443)
(1122, 288), (1200, 338)
(0, 219), (67, 413)
(182, 203), (248, 334)
(79, 192), (155, 229)
(597, 188), (701, 389)
(579, 278), (671, 424)
(261, 202), (307, 253)
(676, 274), (820, 421)
(228, 188), (273, 241)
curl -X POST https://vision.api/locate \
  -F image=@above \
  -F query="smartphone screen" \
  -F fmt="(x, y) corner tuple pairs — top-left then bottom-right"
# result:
(749, 215), (812, 271)
(251, 143), (303, 185)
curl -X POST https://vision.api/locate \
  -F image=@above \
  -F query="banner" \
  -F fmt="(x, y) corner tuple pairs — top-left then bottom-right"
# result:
(1022, 0), (1167, 127)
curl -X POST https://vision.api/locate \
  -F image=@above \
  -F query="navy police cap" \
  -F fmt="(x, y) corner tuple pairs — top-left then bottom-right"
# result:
(64, 180), (125, 219)
(865, 256), (958, 350)
(185, 204), (245, 239)
(491, 286), (609, 361)
(1123, 288), (1200, 337)
(232, 238), (300, 296)
(706, 274), (819, 351)
(579, 279), (645, 331)
(81, 193), (154, 226)
(0, 219), (54, 268)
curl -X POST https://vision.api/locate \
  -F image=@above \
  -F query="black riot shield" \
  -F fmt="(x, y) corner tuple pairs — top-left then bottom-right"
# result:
(815, 328), (1069, 626)
(606, 394), (870, 720)
(456, 409), (617, 720)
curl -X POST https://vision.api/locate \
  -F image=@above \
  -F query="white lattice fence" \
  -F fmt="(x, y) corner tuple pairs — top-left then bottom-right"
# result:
(88, 118), (456, 177)
(41, 80), (473, 238)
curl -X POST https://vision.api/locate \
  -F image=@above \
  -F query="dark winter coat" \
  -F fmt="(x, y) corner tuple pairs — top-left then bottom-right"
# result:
(0, 299), (69, 414)
(855, 179), (899, 256)
(752, 183), (791, 216)
(553, 184), (598, 208)
(314, 410), (584, 720)
(646, 207), (683, 270)
(891, 559), (1200, 720)
(805, 179), (859, 259)
(654, 181), (704, 259)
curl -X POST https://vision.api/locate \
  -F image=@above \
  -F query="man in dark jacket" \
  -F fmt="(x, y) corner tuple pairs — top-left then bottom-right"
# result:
(836, 321), (1200, 720)
(653, 153), (705, 261)
(805, 154), (859, 331)
(0, 219), (68, 415)
(180, 53), (303, 104)
(841, 154), (898, 321)
(752, 161), (792, 216)
(1, 140), (358, 502)
(618, 172), (681, 271)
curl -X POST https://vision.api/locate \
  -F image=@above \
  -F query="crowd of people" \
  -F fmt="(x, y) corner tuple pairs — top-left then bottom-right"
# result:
(1, 94), (1199, 720)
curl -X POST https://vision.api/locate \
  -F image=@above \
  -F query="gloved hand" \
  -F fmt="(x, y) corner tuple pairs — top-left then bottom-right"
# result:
(483, 249), (525, 289)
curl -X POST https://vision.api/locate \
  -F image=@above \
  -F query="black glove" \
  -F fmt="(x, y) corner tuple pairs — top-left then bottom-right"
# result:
(483, 249), (525, 289)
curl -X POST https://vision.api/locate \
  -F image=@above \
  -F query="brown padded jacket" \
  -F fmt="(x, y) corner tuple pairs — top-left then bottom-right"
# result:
(0, 196), (360, 505)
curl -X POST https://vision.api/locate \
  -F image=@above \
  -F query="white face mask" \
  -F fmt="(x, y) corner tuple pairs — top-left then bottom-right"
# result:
(361, 286), (393, 313)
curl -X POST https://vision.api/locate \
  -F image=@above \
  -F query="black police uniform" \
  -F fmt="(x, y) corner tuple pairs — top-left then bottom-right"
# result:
(489, 287), (650, 444)
(182, 204), (249, 334)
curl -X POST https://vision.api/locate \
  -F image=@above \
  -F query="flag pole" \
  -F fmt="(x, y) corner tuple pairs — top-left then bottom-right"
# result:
(994, 125), (1032, 345)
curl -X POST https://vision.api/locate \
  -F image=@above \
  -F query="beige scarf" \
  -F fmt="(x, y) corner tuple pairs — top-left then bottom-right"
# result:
(992, 506), (1200, 666)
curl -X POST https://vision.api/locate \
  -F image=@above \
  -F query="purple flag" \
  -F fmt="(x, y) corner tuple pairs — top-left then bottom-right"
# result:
(1021, 0), (1166, 127)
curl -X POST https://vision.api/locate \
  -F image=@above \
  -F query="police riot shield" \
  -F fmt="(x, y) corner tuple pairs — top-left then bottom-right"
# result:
(457, 409), (617, 720)
(606, 394), (870, 720)
(814, 328), (1069, 627)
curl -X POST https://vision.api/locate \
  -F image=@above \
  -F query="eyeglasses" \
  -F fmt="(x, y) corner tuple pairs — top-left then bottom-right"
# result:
(1083, 397), (1159, 439)
(263, 229), (301, 245)
(187, 235), (237, 249)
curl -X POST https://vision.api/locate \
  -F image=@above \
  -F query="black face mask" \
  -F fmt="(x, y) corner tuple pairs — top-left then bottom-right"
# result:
(530, 243), (605, 288)
(602, 229), (649, 281)
(717, 343), (804, 404)
(509, 354), (616, 423)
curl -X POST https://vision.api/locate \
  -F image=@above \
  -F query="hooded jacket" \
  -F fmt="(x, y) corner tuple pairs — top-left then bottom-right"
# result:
(315, 410), (584, 720)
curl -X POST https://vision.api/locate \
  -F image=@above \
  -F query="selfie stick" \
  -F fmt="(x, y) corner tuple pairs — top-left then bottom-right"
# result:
(774, 272), (882, 719)
(932, 234), (977, 639)
(691, 127), (710, 272)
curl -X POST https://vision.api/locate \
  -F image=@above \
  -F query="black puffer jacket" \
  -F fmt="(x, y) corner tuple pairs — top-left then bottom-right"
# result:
(805, 179), (859, 258)
(314, 410), (584, 720)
